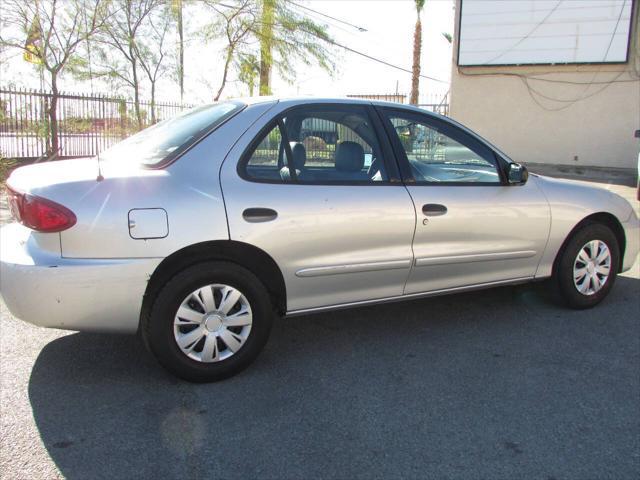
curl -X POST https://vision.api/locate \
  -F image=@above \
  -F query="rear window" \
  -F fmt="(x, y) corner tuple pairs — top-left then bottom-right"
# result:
(100, 102), (243, 167)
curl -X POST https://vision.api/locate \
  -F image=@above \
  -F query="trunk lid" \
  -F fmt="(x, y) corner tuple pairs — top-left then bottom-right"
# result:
(7, 158), (102, 194)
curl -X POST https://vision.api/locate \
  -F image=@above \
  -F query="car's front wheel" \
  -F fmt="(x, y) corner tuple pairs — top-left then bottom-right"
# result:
(554, 223), (620, 309)
(144, 261), (274, 382)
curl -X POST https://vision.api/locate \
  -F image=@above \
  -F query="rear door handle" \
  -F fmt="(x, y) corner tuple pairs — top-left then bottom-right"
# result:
(242, 208), (278, 223)
(422, 204), (447, 216)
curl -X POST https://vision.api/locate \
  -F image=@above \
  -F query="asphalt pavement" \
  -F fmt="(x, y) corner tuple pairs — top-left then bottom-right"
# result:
(1, 179), (639, 480)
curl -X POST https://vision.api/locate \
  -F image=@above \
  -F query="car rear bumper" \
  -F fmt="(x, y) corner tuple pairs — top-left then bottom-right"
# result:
(0, 224), (161, 334)
(621, 213), (639, 272)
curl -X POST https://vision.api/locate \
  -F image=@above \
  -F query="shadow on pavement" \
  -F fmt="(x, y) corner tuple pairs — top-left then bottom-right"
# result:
(28, 278), (639, 479)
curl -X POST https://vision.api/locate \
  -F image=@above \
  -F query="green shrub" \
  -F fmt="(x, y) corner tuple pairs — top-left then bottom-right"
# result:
(60, 117), (93, 134)
(0, 153), (18, 190)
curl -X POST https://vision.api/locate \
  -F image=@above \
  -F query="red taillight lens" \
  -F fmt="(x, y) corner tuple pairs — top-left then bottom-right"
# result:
(6, 187), (76, 232)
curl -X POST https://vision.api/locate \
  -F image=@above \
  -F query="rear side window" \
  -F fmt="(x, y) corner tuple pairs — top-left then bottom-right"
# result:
(242, 105), (389, 184)
(245, 125), (284, 181)
(101, 102), (243, 167)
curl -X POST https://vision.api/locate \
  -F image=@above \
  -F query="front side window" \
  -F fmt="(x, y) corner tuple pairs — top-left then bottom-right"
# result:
(385, 112), (501, 184)
(243, 105), (389, 184)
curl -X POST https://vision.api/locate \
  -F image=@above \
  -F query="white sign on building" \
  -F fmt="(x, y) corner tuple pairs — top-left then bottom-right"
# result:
(458, 0), (634, 66)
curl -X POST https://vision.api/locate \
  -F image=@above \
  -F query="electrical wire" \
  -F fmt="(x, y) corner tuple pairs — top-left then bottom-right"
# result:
(286, 2), (365, 37)
(459, 70), (639, 85)
(463, 32), (629, 42)
(462, 1), (627, 17)
(458, 0), (638, 99)
(523, 71), (625, 102)
(522, 0), (632, 111)
(322, 36), (449, 84)
(458, 0), (637, 84)
(521, 72), (628, 111)
(284, 0), (402, 59)
(211, 1), (449, 84)
(482, 0), (563, 65)
(599, 0), (627, 63)
(285, 0), (368, 32)
(248, 18), (450, 84)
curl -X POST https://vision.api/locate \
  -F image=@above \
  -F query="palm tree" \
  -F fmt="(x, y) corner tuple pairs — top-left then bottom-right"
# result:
(410, 0), (425, 105)
(258, 0), (275, 95)
(256, 0), (333, 96)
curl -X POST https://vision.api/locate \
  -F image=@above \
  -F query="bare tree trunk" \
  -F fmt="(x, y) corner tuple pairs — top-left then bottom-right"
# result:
(215, 47), (233, 101)
(48, 71), (60, 158)
(410, 16), (422, 105)
(131, 56), (143, 129)
(150, 82), (156, 123)
(84, 13), (95, 92)
(175, 0), (184, 102)
(259, 0), (274, 96)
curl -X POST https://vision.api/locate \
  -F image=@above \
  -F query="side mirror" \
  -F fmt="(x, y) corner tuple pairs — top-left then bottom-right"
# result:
(507, 163), (528, 185)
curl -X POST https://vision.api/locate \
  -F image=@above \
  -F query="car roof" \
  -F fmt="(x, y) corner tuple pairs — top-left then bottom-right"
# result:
(230, 95), (444, 117)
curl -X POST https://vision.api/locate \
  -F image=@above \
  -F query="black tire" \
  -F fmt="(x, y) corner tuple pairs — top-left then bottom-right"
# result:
(553, 223), (620, 309)
(143, 261), (274, 382)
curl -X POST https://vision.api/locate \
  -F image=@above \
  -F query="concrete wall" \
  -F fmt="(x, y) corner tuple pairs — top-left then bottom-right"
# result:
(449, 0), (640, 170)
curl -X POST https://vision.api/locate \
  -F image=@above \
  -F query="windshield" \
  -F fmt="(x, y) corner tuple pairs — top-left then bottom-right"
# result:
(99, 102), (243, 166)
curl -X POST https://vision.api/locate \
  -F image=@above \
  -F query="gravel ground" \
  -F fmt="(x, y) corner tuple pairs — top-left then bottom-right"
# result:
(0, 177), (638, 480)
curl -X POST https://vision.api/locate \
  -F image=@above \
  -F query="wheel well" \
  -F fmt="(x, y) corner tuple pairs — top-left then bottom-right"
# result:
(552, 212), (626, 275)
(140, 241), (287, 329)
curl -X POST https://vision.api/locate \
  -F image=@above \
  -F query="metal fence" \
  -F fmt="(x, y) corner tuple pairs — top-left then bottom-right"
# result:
(0, 88), (193, 160)
(346, 92), (450, 116)
(0, 88), (449, 161)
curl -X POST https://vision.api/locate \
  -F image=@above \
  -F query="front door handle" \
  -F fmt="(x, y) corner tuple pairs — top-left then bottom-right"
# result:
(422, 204), (447, 216)
(242, 208), (278, 223)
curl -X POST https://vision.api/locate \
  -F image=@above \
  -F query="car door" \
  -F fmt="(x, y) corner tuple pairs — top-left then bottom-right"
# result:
(220, 102), (416, 313)
(378, 107), (551, 295)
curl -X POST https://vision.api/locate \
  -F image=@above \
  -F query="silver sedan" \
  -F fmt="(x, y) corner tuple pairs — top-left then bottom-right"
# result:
(1, 97), (638, 382)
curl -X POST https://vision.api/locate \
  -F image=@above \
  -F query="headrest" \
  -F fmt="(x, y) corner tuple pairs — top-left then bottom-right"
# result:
(289, 142), (306, 169)
(335, 141), (364, 172)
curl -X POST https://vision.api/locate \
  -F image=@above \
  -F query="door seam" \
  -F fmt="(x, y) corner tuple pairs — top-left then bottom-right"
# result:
(401, 184), (419, 295)
(218, 102), (280, 240)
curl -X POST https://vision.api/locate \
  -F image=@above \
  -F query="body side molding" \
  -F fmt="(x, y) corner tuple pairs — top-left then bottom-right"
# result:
(295, 259), (412, 278)
(415, 250), (537, 267)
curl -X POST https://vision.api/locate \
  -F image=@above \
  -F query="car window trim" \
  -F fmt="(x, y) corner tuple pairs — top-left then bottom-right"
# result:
(376, 106), (508, 186)
(237, 102), (402, 186)
(277, 118), (298, 182)
(366, 105), (402, 183)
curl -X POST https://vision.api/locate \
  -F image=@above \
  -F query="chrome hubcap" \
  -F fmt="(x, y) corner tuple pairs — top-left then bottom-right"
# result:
(173, 284), (252, 363)
(573, 240), (611, 296)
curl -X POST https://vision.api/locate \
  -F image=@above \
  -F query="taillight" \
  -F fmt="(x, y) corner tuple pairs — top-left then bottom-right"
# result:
(6, 187), (76, 232)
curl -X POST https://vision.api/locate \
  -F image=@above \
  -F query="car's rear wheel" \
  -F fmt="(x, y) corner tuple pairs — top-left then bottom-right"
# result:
(144, 261), (274, 382)
(554, 223), (619, 309)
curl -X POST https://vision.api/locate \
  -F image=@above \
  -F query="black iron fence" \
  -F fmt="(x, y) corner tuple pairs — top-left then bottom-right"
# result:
(0, 88), (193, 160)
(346, 92), (449, 116)
(0, 88), (449, 161)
